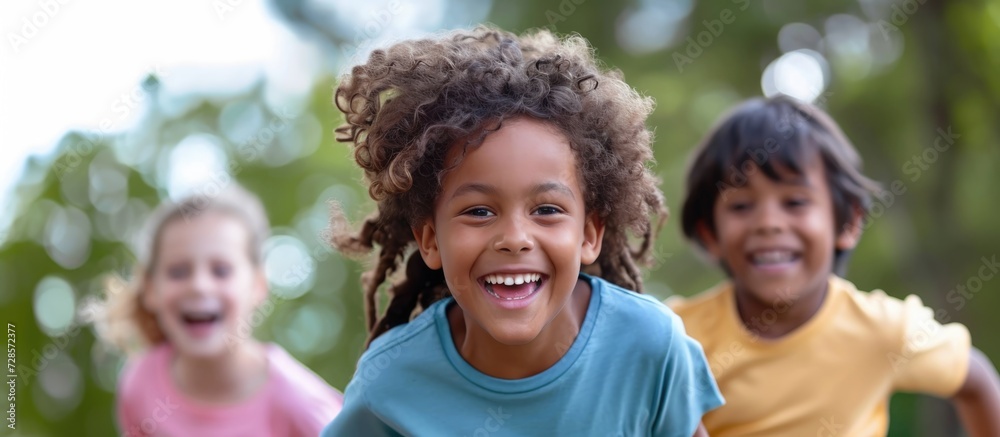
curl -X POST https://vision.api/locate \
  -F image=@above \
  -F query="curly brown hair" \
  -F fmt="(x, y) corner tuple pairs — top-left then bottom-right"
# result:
(331, 26), (667, 347)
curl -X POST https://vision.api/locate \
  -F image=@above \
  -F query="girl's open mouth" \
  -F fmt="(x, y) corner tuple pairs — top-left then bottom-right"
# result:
(180, 310), (222, 338)
(481, 273), (546, 308)
(484, 273), (542, 299)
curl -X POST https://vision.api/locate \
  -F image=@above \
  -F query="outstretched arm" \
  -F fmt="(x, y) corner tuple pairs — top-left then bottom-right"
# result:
(951, 347), (1000, 437)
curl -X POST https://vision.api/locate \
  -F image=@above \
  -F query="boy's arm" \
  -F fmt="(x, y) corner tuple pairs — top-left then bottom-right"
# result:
(951, 347), (1000, 437)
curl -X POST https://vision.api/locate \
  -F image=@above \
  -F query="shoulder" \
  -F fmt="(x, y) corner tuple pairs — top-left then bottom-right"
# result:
(828, 275), (951, 353)
(589, 277), (724, 423)
(664, 282), (729, 321)
(267, 344), (344, 430)
(267, 344), (344, 406)
(590, 277), (691, 357)
(662, 282), (730, 344)
(833, 276), (922, 325)
(594, 277), (672, 324)
(362, 299), (444, 362)
(118, 343), (169, 398)
(349, 299), (448, 391)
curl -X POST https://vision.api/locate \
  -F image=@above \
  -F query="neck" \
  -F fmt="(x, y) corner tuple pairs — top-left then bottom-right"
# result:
(449, 278), (591, 380)
(172, 341), (268, 404)
(734, 279), (828, 340)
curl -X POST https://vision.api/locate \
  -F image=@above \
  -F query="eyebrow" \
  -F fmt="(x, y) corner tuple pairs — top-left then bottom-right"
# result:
(450, 183), (499, 200)
(449, 182), (576, 201)
(532, 182), (576, 199)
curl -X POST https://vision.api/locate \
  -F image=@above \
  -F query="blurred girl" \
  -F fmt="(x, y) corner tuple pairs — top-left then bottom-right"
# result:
(96, 185), (342, 436)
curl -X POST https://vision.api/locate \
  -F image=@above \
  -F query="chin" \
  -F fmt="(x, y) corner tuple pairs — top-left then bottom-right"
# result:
(174, 339), (229, 358)
(488, 327), (542, 346)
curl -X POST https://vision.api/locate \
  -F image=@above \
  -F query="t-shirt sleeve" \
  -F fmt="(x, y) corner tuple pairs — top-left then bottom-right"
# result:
(652, 313), (725, 437)
(320, 379), (398, 437)
(889, 294), (971, 397)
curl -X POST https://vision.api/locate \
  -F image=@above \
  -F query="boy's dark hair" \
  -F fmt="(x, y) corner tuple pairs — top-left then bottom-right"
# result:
(680, 95), (880, 274)
(330, 26), (667, 346)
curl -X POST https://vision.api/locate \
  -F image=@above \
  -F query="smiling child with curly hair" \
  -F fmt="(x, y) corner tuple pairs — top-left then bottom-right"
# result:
(322, 26), (724, 436)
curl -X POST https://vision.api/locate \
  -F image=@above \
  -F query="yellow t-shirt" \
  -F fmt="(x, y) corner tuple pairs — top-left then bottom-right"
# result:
(667, 276), (970, 437)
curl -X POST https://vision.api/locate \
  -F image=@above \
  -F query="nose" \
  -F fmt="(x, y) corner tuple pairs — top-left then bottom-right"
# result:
(753, 199), (785, 236)
(493, 215), (534, 254)
(189, 266), (214, 295)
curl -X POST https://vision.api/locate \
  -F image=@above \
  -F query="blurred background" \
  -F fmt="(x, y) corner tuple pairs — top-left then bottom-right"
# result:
(1, 0), (998, 435)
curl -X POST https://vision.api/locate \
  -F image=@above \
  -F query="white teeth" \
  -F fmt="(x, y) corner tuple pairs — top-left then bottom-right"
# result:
(485, 273), (542, 285)
(753, 250), (794, 265)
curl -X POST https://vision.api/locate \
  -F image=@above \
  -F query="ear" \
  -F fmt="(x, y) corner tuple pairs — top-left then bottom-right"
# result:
(412, 220), (442, 270)
(695, 221), (721, 259)
(580, 214), (606, 265)
(836, 207), (864, 251)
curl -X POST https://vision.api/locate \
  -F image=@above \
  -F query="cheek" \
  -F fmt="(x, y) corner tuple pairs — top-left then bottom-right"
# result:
(233, 280), (261, 307)
(441, 258), (476, 296)
(546, 227), (584, 255)
(148, 282), (178, 309)
(714, 219), (744, 247)
(802, 214), (837, 246)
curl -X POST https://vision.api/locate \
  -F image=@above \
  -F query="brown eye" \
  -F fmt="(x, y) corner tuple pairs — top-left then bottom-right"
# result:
(728, 202), (751, 212)
(167, 265), (190, 280)
(533, 205), (562, 215)
(464, 207), (494, 217)
(212, 263), (232, 279)
(785, 198), (809, 208)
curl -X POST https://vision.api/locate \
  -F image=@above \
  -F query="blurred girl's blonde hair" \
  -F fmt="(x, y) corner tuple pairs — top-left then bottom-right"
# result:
(92, 184), (270, 354)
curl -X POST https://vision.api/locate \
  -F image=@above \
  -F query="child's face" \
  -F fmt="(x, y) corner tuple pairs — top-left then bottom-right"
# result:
(701, 158), (859, 305)
(414, 117), (604, 346)
(145, 212), (266, 358)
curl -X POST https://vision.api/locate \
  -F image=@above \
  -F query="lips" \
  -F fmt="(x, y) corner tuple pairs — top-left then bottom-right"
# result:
(744, 248), (802, 276)
(484, 273), (542, 286)
(485, 281), (541, 300)
(179, 309), (222, 338)
(749, 249), (799, 265)
(480, 272), (546, 307)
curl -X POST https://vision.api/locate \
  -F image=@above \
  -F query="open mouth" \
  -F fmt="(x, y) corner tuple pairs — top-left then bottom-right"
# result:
(180, 310), (222, 329)
(482, 273), (544, 301)
(748, 250), (801, 266)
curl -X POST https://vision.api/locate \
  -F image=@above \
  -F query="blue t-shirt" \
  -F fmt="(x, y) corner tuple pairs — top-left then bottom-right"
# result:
(322, 274), (723, 436)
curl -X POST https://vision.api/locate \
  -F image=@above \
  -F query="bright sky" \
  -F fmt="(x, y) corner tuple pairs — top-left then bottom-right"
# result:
(0, 0), (491, 245)
(0, 0), (301, 221)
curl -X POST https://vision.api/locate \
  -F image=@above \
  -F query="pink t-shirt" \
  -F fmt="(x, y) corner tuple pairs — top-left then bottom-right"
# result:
(116, 343), (343, 437)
